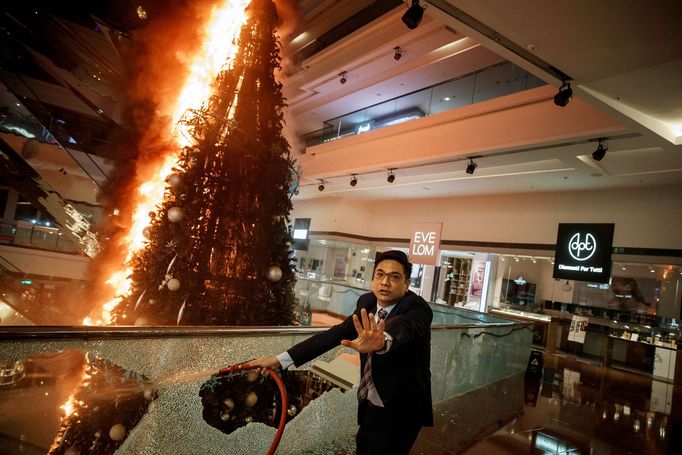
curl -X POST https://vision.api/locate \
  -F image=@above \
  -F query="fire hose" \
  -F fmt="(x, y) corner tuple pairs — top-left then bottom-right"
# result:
(218, 363), (288, 455)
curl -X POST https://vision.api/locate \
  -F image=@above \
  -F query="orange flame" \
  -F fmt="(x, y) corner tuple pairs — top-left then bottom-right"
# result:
(59, 364), (91, 419)
(86, 0), (251, 325)
(50, 356), (93, 452)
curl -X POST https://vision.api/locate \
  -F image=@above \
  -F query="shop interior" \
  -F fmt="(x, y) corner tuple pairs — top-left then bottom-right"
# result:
(294, 237), (681, 381)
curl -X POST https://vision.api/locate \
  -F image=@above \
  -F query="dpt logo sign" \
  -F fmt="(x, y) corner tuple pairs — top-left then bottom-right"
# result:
(553, 223), (614, 283)
(568, 232), (596, 261)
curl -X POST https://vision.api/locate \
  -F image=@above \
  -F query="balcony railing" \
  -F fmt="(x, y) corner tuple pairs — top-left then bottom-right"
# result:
(0, 220), (81, 254)
(301, 61), (545, 148)
(0, 312), (532, 454)
(293, 276), (510, 326)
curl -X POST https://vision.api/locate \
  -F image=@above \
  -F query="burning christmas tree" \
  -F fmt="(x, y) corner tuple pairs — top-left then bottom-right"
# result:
(109, 0), (297, 326)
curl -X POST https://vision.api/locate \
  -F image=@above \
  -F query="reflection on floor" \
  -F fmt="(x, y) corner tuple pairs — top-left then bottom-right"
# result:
(461, 352), (682, 454)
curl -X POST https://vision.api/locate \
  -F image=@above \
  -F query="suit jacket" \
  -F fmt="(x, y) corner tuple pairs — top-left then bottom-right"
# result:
(287, 290), (433, 427)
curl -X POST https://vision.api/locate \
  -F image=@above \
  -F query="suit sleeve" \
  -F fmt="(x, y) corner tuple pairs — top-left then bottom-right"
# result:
(384, 295), (432, 352)
(286, 294), (372, 367)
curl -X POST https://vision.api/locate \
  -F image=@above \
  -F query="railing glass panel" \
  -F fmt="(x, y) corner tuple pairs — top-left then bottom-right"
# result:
(0, 221), (81, 254)
(303, 62), (546, 147)
(0, 318), (531, 454)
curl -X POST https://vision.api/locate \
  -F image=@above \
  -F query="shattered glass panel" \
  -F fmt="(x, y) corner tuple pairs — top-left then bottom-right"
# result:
(0, 349), (154, 455)
(0, 324), (530, 454)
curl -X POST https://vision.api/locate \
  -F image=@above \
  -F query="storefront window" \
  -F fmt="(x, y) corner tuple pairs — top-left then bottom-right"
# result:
(409, 263), (423, 289)
(437, 255), (473, 306)
(434, 251), (491, 312)
(294, 239), (377, 290)
(293, 242), (435, 300)
(491, 255), (681, 322)
(493, 255), (547, 312)
(293, 239), (681, 327)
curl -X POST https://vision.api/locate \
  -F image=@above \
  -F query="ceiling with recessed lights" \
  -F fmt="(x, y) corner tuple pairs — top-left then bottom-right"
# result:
(285, 1), (682, 200)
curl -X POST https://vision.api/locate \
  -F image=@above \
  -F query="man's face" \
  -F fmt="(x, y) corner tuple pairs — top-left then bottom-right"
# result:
(371, 259), (409, 307)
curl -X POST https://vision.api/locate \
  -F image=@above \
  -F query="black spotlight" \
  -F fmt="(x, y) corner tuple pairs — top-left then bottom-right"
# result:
(592, 139), (608, 161)
(339, 71), (347, 84)
(393, 46), (403, 61)
(553, 81), (572, 107)
(350, 175), (358, 187)
(402, 0), (425, 30)
(465, 159), (477, 175)
(387, 170), (396, 183)
(318, 181), (325, 191)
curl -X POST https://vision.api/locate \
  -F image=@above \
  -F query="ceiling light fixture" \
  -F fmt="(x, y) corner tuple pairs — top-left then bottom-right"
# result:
(338, 71), (347, 85)
(350, 174), (358, 187)
(553, 81), (573, 107)
(387, 169), (396, 183)
(318, 180), (325, 191)
(592, 138), (608, 161)
(393, 46), (404, 61)
(402, 0), (425, 30)
(465, 159), (477, 175)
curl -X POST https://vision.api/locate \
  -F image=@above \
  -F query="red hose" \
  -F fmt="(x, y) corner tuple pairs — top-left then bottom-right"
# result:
(218, 364), (288, 455)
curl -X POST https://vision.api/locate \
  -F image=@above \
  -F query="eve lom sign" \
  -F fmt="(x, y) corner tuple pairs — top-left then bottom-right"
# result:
(409, 223), (443, 266)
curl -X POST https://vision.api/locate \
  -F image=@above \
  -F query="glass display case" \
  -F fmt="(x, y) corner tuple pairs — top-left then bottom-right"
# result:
(608, 319), (680, 350)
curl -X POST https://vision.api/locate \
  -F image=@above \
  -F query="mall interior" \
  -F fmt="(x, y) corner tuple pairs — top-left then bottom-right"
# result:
(0, 1), (681, 454)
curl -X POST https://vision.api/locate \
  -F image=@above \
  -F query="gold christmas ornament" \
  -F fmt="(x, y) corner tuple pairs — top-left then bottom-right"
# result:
(266, 265), (282, 282)
(244, 392), (258, 407)
(167, 278), (181, 291)
(168, 173), (183, 187)
(223, 397), (235, 411)
(108, 424), (127, 441)
(167, 207), (184, 223)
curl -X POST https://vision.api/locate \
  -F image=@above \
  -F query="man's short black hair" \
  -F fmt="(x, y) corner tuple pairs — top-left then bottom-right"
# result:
(374, 250), (412, 279)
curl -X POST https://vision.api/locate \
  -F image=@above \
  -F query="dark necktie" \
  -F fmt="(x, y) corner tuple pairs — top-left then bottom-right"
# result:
(357, 308), (388, 401)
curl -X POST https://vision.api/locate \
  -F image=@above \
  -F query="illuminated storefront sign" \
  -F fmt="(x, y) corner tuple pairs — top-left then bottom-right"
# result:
(553, 223), (614, 283)
(292, 218), (311, 251)
(355, 120), (374, 134)
(408, 222), (442, 265)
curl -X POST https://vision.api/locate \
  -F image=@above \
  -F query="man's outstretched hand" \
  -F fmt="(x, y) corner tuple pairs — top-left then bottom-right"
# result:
(341, 308), (386, 353)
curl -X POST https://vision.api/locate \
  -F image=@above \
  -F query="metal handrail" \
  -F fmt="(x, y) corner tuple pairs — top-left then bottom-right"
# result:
(0, 317), (525, 340)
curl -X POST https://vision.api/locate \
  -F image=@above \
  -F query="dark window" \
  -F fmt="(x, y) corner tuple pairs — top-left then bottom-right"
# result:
(14, 198), (40, 222)
(0, 188), (8, 217)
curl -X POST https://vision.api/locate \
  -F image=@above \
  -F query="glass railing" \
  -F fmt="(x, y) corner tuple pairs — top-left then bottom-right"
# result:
(301, 61), (546, 147)
(293, 276), (513, 326)
(0, 319), (532, 454)
(293, 277), (367, 324)
(0, 110), (51, 141)
(0, 220), (81, 254)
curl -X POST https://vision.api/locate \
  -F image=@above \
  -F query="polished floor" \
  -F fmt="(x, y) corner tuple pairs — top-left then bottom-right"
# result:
(461, 352), (682, 454)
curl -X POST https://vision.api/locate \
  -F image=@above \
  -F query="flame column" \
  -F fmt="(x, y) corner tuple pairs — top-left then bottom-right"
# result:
(113, 0), (296, 326)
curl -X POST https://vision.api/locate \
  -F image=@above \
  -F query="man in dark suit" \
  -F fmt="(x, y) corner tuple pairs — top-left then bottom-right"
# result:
(249, 250), (433, 454)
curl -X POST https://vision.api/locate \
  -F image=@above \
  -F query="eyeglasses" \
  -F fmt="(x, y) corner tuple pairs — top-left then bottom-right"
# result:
(373, 270), (405, 283)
